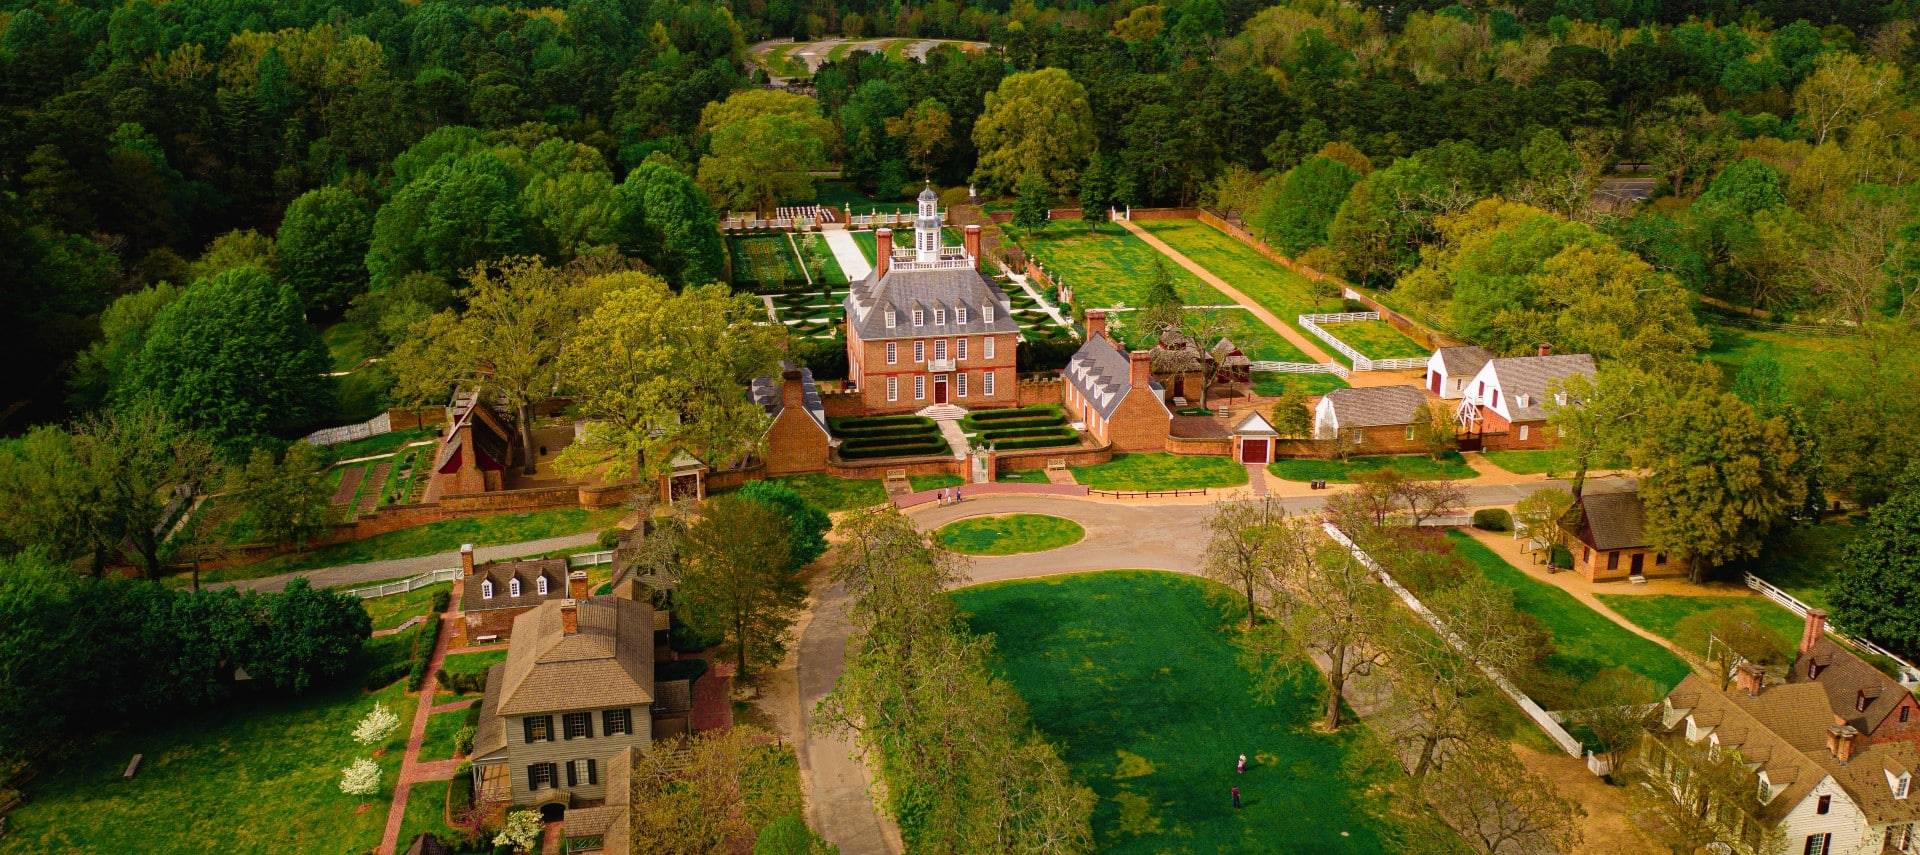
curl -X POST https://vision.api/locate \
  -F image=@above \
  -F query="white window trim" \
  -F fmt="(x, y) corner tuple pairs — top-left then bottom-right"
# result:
(509, 578), (521, 597)
(1519, 424), (1530, 441)
(914, 341), (925, 363)
(984, 337), (996, 359)
(934, 339), (947, 361)
(1405, 425), (1415, 441)
(914, 376), (925, 400)
(912, 309), (924, 326)
(482, 580), (494, 599)
(934, 309), (946, 325)
(885, 308), (895, 328)
(983, 371), (996, 397)
(885, 342), (897, 365)
(886, 377), (898, 402)
(957, 306), (968, 324)
(536, 576), (548, 596)
(957, 374), (968, 397)
(983, 304), (993, 323)
(957, 338), (968, 360)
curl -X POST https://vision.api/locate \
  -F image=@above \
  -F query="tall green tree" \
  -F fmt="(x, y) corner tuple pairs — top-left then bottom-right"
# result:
(74, 403), (217, 579)
(224, 442), (333, 549)
(971, 68), (1096, 197)
(277, 185), (373, 316)
(1635, 390), (1805, 580)
(695, 91), (832, 215)
(679, 495), (802, 678)
(605, 161), (727, 285)
(1255, 155), (1359, 255)
(737, 480), (830, 569)
(1829, 467), (1920, 657)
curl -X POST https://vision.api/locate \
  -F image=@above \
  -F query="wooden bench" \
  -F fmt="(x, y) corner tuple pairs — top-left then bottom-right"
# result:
(476, 634), (499, 644)
(1046, 459), (1067, 471)
(123, 754), (142, 780)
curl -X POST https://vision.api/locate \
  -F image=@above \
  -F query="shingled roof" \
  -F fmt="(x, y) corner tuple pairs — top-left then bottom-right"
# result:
(1321, 385), (1428, 429)
(1792, 635), (1915, 735)
(1571, 488), (1648, 551)
(1063, 334), (1135, 420)
(844, 265), (1020, 341)
(749, 363), (828, 436)
(460, 557), (571, 613)
(495, 597), (656, 716)
(1485, 354), (1596, 421)
(1434, 345), (1493, 377)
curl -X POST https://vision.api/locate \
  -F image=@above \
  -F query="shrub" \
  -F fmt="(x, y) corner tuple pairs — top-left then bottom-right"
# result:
(1550, 544), (1573, 569)
(363, 660), (408, 691)
(834, 422), (940, 439)
(454, 725), (475, 756)
(979, 425), (1071, 440)
(430, 590), (451, 614)
(967, 405), (1065, 422)
(407, 614), (442, 691)
(965, 416), (1064, 432)
(755, 813), (835, 854)
(671, 616), (725, 652)
(451, 762), (475, 813)
(597, 527), (626, 549)
(830, 414), (932, 430)
(838, 438), (950, 459)
(435, 667), (488, 695)
(1472, 508), (1512, 531)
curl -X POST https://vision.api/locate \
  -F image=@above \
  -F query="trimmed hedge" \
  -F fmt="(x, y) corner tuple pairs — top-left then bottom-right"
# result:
(429, 590), (451, 614)
(840, 438), (950, 459)
(988, 431), (1080, 450)
(406, 614), (442, 691)
(831, 414), (933, 430)
(436, 666), (487, 695)
(968, 406), (1065, 422)
(1550, 544), (1573, 569)
(979, 425), (1073, 440)
(841, 433), (947, 450)
(1472, 508), (1512, 531)
(835, 422), (940, 439)
(966, 415), (1064, 431)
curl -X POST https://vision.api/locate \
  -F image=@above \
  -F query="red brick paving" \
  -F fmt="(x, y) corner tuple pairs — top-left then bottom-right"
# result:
(377, 607), (457, 855)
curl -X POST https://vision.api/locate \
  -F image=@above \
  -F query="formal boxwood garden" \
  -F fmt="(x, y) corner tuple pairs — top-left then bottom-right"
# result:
(962, 405), (1080, 450)
(830, 414), (950, 459)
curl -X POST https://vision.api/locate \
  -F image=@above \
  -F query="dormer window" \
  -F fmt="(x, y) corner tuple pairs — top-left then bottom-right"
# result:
(885, 308), (896, 328)
(935, 308), (946, 325)
(982, 304), (993, 323)
(913, 309), (924, 326)
(481, 580), (494, 599)
(509, 578), (521, 597)
(1554, 391), (1568, 407)
(537, 576), (548, 596)
(957, 306), (968, 324)
(1893, 771), (1912, 800)
(1756, 774), (1773, 804)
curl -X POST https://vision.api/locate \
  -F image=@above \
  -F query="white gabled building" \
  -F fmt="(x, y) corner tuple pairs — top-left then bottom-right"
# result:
(1424, 345), (1492, 399)
(1453, 350), (1596, 448)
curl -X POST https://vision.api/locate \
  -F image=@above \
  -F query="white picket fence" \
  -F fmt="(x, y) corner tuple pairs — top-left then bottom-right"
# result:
(1744, 573), (1920, 687)
(304, 412), (393, 446)
(1298, 311), (1430, 372)
(341, 549), (617, 600)
(1248, 360), (1352, 379)
(1324, 522), (1587, 759)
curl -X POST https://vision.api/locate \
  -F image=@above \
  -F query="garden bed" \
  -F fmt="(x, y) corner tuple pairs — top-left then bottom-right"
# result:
(961, 405), (1080, 450)
(829, 414), (949, 459)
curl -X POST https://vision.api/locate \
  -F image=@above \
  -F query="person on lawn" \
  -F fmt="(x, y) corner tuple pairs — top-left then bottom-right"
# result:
(1236, 754), (1247, 774)
(1231, 786), (1242, 809)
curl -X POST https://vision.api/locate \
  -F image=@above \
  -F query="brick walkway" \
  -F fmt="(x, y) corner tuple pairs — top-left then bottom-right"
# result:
(1116, 218), (1337, 364)
(377, 605), (460, 855)
(1245, 463), (1268, 497)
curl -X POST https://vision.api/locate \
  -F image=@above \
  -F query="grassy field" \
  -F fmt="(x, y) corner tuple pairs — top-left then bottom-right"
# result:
(1012, 221), (1227, 310)
(799, 233), (851, 285)
(1072, 453), (1249, 492)
(761, 42), (810, 78)
(910, 474), (964, 491)
(995, 468), (1053, 484)
(1183, 308), (1314, 363)
(360, 580), (449, 631)
(321, 319), (379, 372)
(1252, 371), (1349, 397)
(1136, 219), (1341, 337)
(1595, 594), (1802, 657)
(395, 779), (453, 850)
(1747, 521), (1861, 612)
(1318, 319), (1428, 361)
(936, 513), (1085, 555)
(1269, 453), (1475, 483)
(0, 633), (419, 854)
(1446, 532), (1690, 707)
(1703, 323), (1851, 383)
(198, 507), (624, 585)
(323, 428), (436, 462)
(954, 571), (1428, 853)
(761, 473), (888, 511)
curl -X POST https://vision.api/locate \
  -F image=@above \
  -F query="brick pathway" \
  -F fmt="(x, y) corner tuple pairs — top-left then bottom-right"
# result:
(1245, 463), (1268, 497)
(1116, 218), (1337, 364)
(377, 606), (459, 855)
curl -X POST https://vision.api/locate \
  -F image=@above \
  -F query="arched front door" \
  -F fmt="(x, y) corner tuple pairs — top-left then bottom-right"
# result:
(539, 801), (566, 822)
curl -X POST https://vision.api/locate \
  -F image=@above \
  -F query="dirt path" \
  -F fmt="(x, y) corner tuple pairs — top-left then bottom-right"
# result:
(1116, 218), (1338, 364)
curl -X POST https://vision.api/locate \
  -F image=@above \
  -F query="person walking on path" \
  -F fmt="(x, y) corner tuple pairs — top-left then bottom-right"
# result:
(1236, 754), (1246, 774)
(1231, 786), (1242, 810)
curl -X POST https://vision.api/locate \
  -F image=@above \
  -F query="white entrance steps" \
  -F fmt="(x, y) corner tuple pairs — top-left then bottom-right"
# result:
(917, 403), (969, 421)
(936, 420), (970, 460)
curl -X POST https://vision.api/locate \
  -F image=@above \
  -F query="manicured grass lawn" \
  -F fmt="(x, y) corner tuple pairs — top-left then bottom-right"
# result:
(1181, 308), (1313, 363)
(419, 706), (471, 762)
(1318, 319), (1428, 361)
(1595, 594), (1802, 658)
(1136, 219), (1342, 337)
(1748, 521), (1861, 612)
(936, 513), (1085, 555)
(321, 318), (379, 372)
(1012, 221), (1227, 310)
(1252, 371), (1349, 397)
(954, 571), (1428, 853)
(1482, 449), (1570, 476)
(440, 649), (508, 681)
(395, 779), (453, 848)
(1704, 323), (1850, 385)
(1071, 453), (1249, 492)
(198, 507), (625, 585)
(910, 474), (964, 492)
(331, 362), (396, 424)
(995, 468), (1053, 484)
(762, 473), (888, 511)
(0, 637), (418, 854)
(800, 233), (850, 285)
(1269, 452), (1475, 483)
(359, 580), (449, 631)
(762, 42), (810, 78)
(848, 227), (962, 263)
(1446, 532), (1690, 706)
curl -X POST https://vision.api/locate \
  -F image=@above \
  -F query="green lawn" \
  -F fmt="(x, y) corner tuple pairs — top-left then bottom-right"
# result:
(1446, 532), (1690, 707)
(440, 650), (508, 681)
(197, 507), (624, 585)
(419, 705), (471, 762)
(331, 362), (396, 424)
(1595, 594), (1802, 658)
(1269, 453), (1475, 483)
(762, 42), (810, 78)
(0, 635), (419, 854)
(395, 779), (453, 849)
(321, 319), (379, 372)
(1252, 371), (1349, 397)
(1012, 220), (1227, 310)
(1317, 319), (1428, 361)
(323, 427), (436, 462)
(761, 473), (888, 512)
(799, 233), (850, 285)
(1180, 308), (1313, 363)
(1071, 453), (1249, 492)
(359, 580), (449, 631)
(1748, 521), (1861, 612)
(1703, 323), (1850, 385)
(1136, 219), (1342, 338)
(848, 227), (963, 263)
(995, 468), (1053, 484)
(910, 474), (965, 492)
(936, 513), (1085, 555)
(954, 571), (1430, 853)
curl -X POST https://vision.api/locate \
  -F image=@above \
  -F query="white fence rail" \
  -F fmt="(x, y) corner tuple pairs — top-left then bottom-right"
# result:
(1324, 522), (1587, 759)
(568, 550), (615, 568)
(1248, 360), (1352, 379)
(1298, 311), (1431, 373)
(1744, 573), (1920, 686)
(305, 412), (393, 446)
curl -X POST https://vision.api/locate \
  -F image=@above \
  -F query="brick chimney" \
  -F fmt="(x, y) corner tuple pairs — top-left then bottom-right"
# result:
(1801, 609), (1828, 655)
(1085, 309), (1108, 340)
(875, 228), (893, 278)
(964, 224), (982, 269)
(560, 599), (579, 635)
(1536, 343), (1552, 357)
(782, 366), (806, 409)
(1129, 349), (1152, 388)
(568, 570), (589, 600)
(460, 544), (475, 577)
(1828, 723), (1859, 763)
(1734, 661), (1764, 697)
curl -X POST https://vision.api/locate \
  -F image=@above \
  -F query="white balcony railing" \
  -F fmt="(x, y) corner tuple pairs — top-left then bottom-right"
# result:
(928, 358), (956, 372)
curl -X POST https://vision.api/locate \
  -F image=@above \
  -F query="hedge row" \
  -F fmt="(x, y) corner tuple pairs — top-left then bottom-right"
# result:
(980, 425), (1071, 440)
(832, 414), (934, 430)
(843, 432), (948, 451)
(836, 422), (940, 440)
(406, 614), (443, 692)
(965, 415), (1064, 432)
(840, 438), (950, 459)
(988, 430), (1080, 450)
(969, 405), (1065, 422)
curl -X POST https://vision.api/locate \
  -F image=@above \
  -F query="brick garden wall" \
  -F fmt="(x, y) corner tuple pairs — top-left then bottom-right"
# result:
(820, 389), (865, 418)
(1017, 377), (1064, 406)
(995, 442), (1114, 472)
(826, 454), (963, 480)
(1128, 207), (1201, 221)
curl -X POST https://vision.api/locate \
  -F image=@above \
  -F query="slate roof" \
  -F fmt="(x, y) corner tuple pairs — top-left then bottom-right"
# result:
(1433, 345), (1493, 377)
(1660, 674), (1920, 824)
(496, 597), (656, 716)
(749, 363), (828, 436)
(461, 558), (573, 612)
(844, 265), (1021, 341)
(1064, 334), (1134, 420)
(1485, 354), (1596, 421)
(1321, 385), (1428, 429)
(1572, 488), (1647, 551)
(1791, 636), (1915, 735)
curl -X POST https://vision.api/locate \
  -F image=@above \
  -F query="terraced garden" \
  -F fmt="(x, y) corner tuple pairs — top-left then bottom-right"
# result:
(1136, 219), (1342, 338)
(1012, 221), (1226, 310)
(766, 288), (846, 339)
(828, 414), (951, 460)
(326, 444), (431, 521)
(1001, 280), (1078, 343)
(728, 234), (806, 290)
(960, 405), (1080, 450)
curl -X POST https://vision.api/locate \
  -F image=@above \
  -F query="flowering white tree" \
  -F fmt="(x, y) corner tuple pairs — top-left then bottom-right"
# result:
(339, 757), (381, 796)
(353, 702), (400, 746)
(494, 810), (543, 852)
